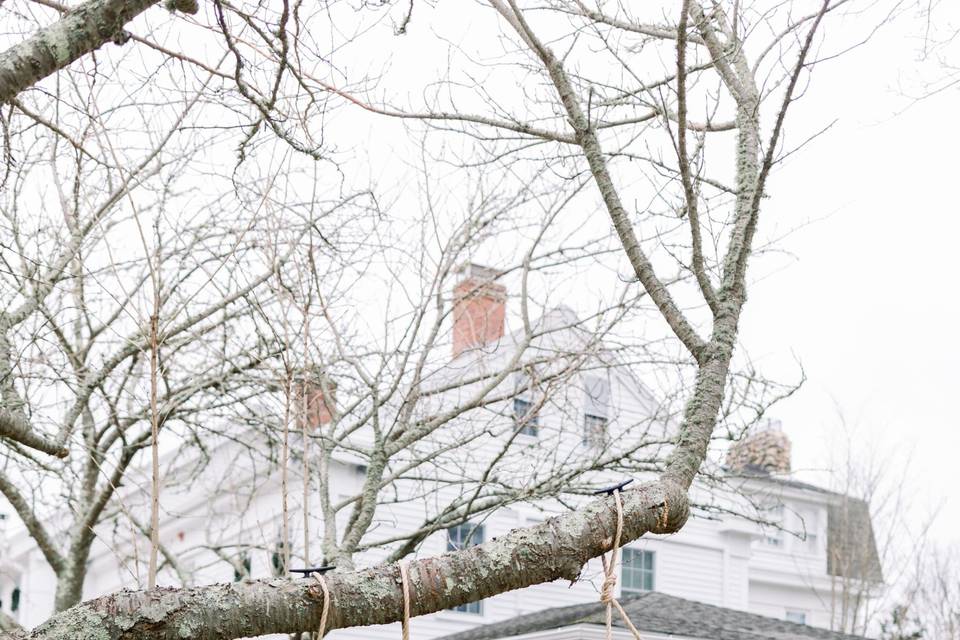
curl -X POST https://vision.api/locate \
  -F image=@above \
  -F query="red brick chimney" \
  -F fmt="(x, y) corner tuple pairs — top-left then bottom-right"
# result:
(452, 263), (506, 358)
(295, 371), (336, 429)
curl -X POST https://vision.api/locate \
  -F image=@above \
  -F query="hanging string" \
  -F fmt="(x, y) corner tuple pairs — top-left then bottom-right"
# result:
(599, 489), (644, 640)
(399, 562), (412, 640)
(313, 573), (330, 639)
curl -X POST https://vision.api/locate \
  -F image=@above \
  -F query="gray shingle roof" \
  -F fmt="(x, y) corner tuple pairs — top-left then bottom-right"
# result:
(435, 592), (868, 640)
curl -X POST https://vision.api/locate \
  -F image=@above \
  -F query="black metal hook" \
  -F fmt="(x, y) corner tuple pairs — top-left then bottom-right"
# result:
(290, 565), (336, 577)
(592, 479), (633, 496)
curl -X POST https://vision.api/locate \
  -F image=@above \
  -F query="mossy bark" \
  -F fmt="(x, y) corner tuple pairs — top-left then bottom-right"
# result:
(0, 0), (159, 104)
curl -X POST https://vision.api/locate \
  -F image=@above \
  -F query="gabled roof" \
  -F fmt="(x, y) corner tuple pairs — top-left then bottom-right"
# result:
(722, 464), (838, 496)
(436, 592), (868, 640)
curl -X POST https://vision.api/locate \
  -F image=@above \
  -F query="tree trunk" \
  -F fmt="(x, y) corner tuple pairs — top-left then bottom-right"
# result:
(52, 563), (86, 614)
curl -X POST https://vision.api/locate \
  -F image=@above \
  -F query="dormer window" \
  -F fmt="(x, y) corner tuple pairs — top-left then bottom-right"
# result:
(513, 372), (540, 437)
(513, 397), (538, 436)
(583, 375), (610, 447)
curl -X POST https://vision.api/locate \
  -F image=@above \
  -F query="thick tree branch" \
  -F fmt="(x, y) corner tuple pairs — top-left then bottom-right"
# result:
(0, 0), (162, 104)
(0, 470), (66, 574)
(25, 480), (687, 640)
(0, 409), (67, 457)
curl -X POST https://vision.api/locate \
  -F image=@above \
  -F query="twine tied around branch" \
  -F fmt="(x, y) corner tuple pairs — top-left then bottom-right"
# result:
(313, 573), (331, 639)
(399, 561), (412, 640)
(598, 489), (644, 640)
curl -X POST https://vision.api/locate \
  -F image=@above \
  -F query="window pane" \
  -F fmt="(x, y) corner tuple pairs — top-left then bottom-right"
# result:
(621, 549), (655, 595)
(584, 414), (608, 447)
(584, 376), (610, 415)
(234, 552), (251, 581)
(786, 611), (807, 624)
(452, 600), (482, 614)
(271, 541), (287, 576)
(761, 503), (785, 547)
(513, 398), (538, 436)
(448, 522), (485, 551)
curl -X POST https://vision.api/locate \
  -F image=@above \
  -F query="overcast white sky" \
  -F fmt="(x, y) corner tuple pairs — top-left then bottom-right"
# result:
(735, 6), (960, 547)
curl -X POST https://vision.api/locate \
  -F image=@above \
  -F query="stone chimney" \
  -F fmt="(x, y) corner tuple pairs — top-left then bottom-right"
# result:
(452, 263), (506, 358)
(726, 419), (791, 475)
(295, 370), (336, 429)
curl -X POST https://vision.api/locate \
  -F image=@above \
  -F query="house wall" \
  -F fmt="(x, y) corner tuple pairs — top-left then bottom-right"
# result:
(750, 580), (833, 629)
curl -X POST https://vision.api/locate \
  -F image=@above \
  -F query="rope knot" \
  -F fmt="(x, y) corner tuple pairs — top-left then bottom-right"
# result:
(600, 571), (617, 604)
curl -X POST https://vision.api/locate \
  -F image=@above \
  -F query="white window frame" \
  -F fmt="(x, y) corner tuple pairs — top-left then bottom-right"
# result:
(761, 503), (785, 548)
(786, 610), (807, 625)
(583, 375), (610, 447)
(513, 372), (541, 437)
(513, 396), (539, 437)
(620, 548), (655, 595)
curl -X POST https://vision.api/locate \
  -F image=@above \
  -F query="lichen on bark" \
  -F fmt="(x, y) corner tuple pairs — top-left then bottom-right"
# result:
(0, 0), (160, 104)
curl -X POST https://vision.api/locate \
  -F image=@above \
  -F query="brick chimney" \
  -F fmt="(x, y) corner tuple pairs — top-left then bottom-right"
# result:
(726, 419), (791, 475)
(295, 370), (336, 429)
(452, 263), (506, 358)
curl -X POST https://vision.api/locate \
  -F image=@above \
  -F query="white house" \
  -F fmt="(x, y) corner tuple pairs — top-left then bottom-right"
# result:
(0, 264), (882, 639)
